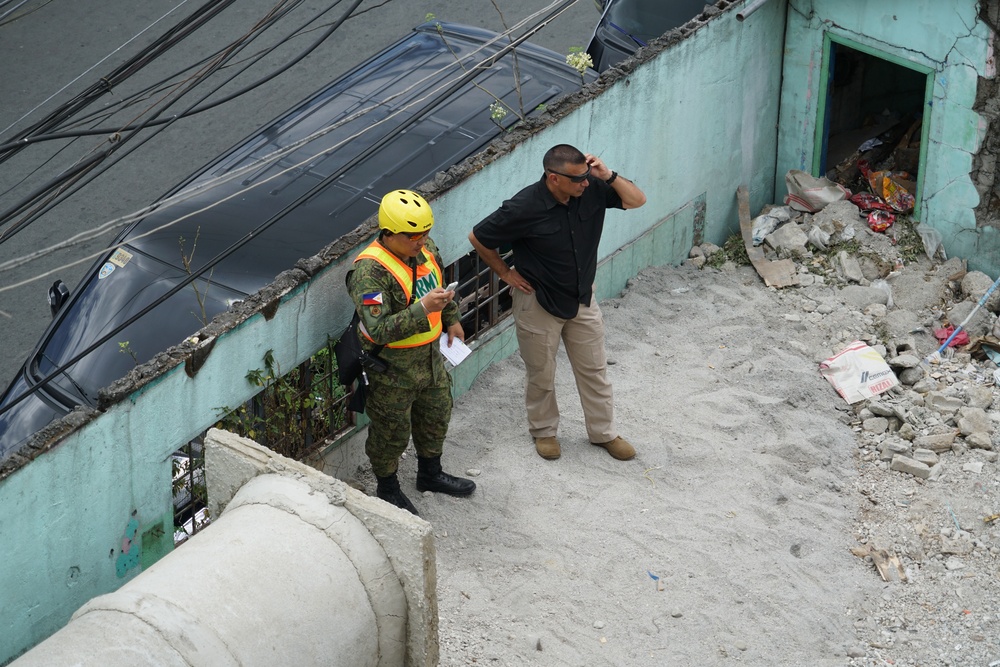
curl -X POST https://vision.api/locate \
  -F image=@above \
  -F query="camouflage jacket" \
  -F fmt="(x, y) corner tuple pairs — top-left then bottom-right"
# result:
(347, 237), (459, 387)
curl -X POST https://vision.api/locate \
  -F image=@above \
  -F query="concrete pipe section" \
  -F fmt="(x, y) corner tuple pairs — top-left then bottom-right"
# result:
(12, 428), (437, 667)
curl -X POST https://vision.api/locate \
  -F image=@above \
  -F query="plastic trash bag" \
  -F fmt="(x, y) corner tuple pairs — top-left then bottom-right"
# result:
(872, 278), (895, 310)
(784, 170), (851, 213)
(751, 206), (793, 246)
(916, 222), (946, 261)
(806, 225), (831, 251)
(868, 171), (915, 213)
(867, 209), (895, 233)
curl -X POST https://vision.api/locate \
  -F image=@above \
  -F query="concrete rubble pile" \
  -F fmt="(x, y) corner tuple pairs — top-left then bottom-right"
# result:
(689, 199), (998, 477)
(689, 196), (1000, 664)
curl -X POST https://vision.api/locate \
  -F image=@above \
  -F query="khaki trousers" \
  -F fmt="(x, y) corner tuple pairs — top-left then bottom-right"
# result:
(511, 289), (616, 443)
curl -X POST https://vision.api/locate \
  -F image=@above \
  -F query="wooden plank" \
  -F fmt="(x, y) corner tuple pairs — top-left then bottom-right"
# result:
(736, 185), (799, 288)
(850, 544), (907, 582)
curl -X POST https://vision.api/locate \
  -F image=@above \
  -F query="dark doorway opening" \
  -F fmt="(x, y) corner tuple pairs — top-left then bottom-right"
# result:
(820, 41), (928, 199)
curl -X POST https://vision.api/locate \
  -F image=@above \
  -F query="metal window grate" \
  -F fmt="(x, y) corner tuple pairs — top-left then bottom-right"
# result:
(445, 248), (514, 342)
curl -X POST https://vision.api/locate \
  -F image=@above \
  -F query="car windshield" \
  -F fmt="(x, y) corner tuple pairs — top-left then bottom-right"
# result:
(604, 0), (705, 43)
(31, 249), (244, 402)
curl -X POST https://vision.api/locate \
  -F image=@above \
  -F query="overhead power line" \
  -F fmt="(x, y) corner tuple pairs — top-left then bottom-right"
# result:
(0, 0), (585, 419)
(0, 0), (362, 243)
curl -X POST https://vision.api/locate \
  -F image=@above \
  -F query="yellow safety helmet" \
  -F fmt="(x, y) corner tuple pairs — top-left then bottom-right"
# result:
(378, 189), (434, 235)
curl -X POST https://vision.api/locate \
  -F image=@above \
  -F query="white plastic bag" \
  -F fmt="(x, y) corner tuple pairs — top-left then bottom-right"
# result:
(784, 170), (851, 213)
(819, 341), (899, 404)
(871, 278), (895, 310)
(916, 222), (947, 261)
(750, 206), (793, 246)
(806, 225), (831, 251)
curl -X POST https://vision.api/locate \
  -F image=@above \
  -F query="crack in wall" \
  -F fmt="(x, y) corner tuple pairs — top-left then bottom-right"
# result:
(973, 0), (1000, 229)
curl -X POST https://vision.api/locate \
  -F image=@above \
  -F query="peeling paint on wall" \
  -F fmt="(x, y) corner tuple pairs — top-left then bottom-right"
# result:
(114, 511), (140, 578)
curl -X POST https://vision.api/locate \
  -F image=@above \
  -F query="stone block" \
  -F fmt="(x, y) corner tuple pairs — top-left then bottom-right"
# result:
(890, 454), (931, 479)
(912, 432), (957, 453)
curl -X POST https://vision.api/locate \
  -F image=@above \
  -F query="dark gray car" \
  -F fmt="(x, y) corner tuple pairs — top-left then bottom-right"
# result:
(0, 21), (595, 460)
(586, 0), (708, 71)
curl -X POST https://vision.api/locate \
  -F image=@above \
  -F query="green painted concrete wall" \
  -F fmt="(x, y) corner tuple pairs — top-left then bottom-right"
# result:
(777, 0), (996, 273)
(0, 264), (356, 664)
(432, 6), (786, 266)
(0, 4), (790, 662)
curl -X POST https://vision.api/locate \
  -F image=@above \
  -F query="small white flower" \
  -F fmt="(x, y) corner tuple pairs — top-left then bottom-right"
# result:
(489, 102), (508, 122)
(566, 51), (594, 76)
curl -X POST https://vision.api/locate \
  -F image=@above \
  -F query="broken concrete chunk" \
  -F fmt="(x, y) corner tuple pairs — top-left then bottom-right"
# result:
(888, 354), (921, 369)
(911, 448), (939, 467)
(863, 417), (889, 434)
(945, 300), (993, 337)
(912, 432), (958, 453)
(962, 461), (984, 474)
(898, 367), (926, 386)
(764, 223), (810, 257)
(925, 392), (964, 416)
(833, 251), (865, 283)
(964, 432), (994, 450)
(867, 401), (896, 418)
(700, 242), (722, 257)
(960, 270), (1000, 313)
(890, 454), (931, 479)
(965, 385), (994, 410)
(957, 407), (991, 436)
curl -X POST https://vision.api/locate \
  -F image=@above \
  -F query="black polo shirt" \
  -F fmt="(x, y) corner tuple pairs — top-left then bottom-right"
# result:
(473, 174), (623, 319)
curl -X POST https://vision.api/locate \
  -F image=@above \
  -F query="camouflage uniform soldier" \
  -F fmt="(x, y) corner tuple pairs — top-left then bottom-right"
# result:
(347, 189), (476, 515)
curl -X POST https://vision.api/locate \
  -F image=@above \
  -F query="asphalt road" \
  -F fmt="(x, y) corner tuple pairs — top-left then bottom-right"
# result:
(0, 0), (600, 392)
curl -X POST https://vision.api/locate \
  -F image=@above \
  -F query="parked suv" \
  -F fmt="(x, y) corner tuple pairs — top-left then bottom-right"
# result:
(586, 0), (707, 71)
(0, 21), (595, 460)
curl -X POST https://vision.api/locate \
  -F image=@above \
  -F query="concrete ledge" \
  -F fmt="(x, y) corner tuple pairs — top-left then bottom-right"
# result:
(204, 428), (438, 667)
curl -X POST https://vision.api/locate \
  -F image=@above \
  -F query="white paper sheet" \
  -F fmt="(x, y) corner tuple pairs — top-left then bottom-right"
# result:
(439, 335), (472, 366)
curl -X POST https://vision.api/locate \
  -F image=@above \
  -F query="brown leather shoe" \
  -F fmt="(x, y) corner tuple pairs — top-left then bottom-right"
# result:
(591, 436), (635, 460)
(534, 436), (561, 460)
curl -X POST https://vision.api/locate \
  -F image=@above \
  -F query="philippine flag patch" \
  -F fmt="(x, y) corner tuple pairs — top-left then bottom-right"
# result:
(362, 292), (383, 306)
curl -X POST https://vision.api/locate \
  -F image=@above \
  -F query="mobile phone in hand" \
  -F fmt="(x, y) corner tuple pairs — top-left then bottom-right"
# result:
(445, 281), (458, 292)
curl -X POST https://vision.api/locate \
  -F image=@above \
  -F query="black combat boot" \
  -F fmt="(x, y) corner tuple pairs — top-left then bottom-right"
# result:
(415, 455), (476, 496)
(375, 473), (419, 515)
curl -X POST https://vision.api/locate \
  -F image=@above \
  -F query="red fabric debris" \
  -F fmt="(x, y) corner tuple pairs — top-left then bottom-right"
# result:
(850, 192), (892, 213)
(867, 209), (895, 233)
(933, 326), (969, 347)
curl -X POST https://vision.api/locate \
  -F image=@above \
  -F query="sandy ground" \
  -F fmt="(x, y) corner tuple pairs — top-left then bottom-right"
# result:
(352, 204), (1000, 666)
(387, 260), (885, 666)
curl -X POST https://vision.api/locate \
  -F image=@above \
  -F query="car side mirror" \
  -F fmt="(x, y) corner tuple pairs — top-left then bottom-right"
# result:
(48, 280), (70, 317)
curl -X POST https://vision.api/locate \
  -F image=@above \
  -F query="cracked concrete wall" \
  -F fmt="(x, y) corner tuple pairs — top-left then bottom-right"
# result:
(778, 0), (999, 274)
(973, 0), (1000, 243)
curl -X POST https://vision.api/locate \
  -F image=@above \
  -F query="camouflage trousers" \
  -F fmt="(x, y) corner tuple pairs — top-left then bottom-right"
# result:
(364, 370), (453, 477)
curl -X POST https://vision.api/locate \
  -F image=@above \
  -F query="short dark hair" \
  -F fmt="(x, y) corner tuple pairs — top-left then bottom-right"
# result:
(543, 144), (585, 173)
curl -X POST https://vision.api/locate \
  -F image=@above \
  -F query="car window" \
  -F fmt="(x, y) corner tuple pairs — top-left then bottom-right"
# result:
(33, 249), (244, 401)
(604, 0), (705, 43)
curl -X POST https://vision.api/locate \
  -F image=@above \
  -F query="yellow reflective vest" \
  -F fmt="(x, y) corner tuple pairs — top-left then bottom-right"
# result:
(354, 241), (443, 348)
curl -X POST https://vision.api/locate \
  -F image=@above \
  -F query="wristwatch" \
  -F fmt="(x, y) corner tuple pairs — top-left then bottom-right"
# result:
(605, 171), (618, 185)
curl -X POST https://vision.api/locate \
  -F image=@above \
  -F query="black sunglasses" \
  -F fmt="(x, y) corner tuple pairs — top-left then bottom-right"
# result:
(547, 165), (591, 183)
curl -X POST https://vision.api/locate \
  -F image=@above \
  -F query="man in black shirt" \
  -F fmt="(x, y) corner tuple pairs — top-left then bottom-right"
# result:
(469, 144), (646, 461)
